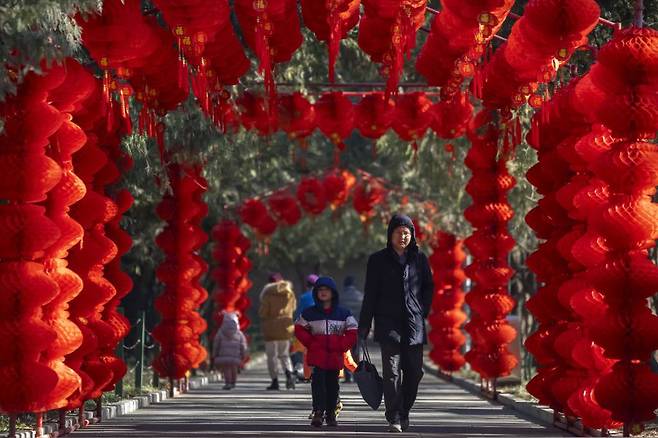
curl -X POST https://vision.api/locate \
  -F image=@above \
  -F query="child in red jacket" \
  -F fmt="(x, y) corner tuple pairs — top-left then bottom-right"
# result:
(295, 276), (357, 427)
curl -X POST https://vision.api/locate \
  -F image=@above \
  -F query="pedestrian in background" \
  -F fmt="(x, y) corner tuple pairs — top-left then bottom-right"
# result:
(212, 312), (247, 390)
(259, 272), (296, 390)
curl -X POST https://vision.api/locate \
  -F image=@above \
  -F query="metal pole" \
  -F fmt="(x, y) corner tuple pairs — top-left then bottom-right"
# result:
(634, 0), (644, 27)
(58, 409), (66, 432)
(95, 397), (102, 423)
(9, 414), (16, 438)
(135, 311), (145, 392)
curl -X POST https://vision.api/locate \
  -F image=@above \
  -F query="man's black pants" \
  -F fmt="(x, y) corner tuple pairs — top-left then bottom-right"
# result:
(380, 342), (424, 423)
(311, 368), (339, 413)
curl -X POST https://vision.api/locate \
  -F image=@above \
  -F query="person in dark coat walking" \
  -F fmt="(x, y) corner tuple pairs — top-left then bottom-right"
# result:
(358, 214), (434, 433)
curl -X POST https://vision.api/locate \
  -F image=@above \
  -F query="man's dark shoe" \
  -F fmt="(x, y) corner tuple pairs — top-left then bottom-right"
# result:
(401, 417), (409, 431)
(266, 378), (279, 390)
(311, 410), (324, 427)
(325, 413), (338, 427)
(388, 422), (402, 433)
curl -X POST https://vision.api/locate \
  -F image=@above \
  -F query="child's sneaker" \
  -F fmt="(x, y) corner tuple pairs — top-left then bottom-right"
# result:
(325, 412), (338, 427)
(311, 410), (324, 427)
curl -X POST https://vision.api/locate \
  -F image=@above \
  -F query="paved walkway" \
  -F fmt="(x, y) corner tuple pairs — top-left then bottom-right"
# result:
(75, 351), (567, 437)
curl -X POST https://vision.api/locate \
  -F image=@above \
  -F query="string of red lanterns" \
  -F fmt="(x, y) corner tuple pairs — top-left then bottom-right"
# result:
(524, 25), (658, 432)
(210, 221), (254, 333)
(427, 232), (467, 373)
(152, 164), (209, 384)
(463, 112), (518, 384)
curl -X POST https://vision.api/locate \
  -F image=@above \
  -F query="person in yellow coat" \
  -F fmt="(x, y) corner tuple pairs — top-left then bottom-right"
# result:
(259, 272), (296, 390)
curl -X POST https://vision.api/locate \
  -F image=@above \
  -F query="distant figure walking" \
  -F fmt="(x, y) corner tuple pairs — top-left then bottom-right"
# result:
(259, 272), (296, 390)
(359, 214), (434, 433)
(212, 312), (247, 390)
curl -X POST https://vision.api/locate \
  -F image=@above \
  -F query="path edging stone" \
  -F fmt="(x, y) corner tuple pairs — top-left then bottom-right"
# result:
(9, 353), (267, 438)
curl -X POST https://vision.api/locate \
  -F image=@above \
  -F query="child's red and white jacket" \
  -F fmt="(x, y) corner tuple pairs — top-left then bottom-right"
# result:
(294, 277), (358, 370)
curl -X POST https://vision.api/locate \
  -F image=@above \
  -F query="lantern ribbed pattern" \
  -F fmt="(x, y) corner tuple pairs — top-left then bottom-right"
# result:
(153, 165), (209, 380)
(479, 0), (600, 109)
(211, 221), (253, 334)
(463, 114), (518, 380)
(358, 0), (426, 95)
(428, 232), (467, 372)
(578, 28), (658, 426)
(416, 0), (514, 95)
(0, 60), (91, 413)
(524, 83), (619, 428)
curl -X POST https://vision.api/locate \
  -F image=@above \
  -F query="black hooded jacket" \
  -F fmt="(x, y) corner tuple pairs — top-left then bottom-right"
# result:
(358, 214), (434, 345)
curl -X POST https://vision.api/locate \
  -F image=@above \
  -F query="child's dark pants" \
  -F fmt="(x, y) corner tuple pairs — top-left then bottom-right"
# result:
(311, 368), (339, 413)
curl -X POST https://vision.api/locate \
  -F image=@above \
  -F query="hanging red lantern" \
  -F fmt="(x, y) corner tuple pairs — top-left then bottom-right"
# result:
(392, 92), (434, 150)
(322, 169), (356, 209)
(268, 190), (302, 226)
(463, 115), (518, 380)
(152, 165), (209, 381)
(427, 232), (467, 372)
(358, 0), (426, 95)
(297, 177), (327, 215)
(237, 92), (277, 136)
(211, 220), (253, 335)
(431, 92), (473, 139)
(233, 0), (302, 97)
(355, 93), (396, 139)
(277, 93), (316, 143)
(314, 92), (355, 152)
(301, 0), (361, 82)
(352, 177), (387, 221)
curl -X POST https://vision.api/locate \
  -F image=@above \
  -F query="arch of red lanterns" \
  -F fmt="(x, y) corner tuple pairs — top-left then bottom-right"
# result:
(1, 0), (657, 435)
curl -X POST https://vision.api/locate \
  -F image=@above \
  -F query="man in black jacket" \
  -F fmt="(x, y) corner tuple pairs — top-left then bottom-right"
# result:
(358, 214), (434, 433)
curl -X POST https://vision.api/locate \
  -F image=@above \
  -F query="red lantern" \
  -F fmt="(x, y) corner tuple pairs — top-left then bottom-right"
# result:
(322, 169), (356, 209)
(301, 0), (360, 82)
(392, 93), (434, 147)
(297, 177), (327, 215)
(268, 190), (302, 226)
(277, 93), (316, 143)
(314, 92), (355, 152)
(355, 93), (396, 139)
(464, 116), (517, 380)
(427, 232), (467, 372)
(352, 178), (387, 221)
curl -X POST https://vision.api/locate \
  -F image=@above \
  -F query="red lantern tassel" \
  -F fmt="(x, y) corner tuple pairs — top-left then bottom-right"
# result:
(254, 17), (275, 101)
(328, 11), (342, 83)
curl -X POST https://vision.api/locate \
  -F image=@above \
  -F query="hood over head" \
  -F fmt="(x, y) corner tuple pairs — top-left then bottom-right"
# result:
(220, 311), (239, 335)
(312, 276), (339, 306)
(386, 213), (418, 252)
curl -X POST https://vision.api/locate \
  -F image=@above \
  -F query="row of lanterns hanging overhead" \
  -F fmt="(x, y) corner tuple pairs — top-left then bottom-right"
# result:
(232, 91), (473, 152)
(237, 170), (389, 237)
